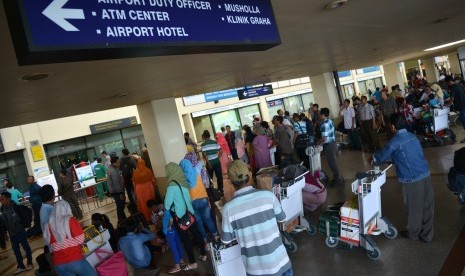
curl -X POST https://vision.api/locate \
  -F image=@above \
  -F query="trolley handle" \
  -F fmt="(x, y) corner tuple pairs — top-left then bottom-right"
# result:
(355, 171), (380, 180)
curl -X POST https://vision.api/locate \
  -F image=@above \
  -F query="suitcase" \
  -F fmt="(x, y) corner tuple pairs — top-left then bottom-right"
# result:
(318, 210), (340, 237)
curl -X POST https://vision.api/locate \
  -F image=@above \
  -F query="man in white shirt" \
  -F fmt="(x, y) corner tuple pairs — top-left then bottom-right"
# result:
(340, 99), (360, 150)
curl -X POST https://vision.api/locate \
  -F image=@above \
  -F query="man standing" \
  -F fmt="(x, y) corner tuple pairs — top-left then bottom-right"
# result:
(102, 151), (111, 169)
(58, 169), (83, 220)
(201, 130), (224, 196)
(120, 148), (136, 208)
(27, 176), (42, 237)
(272, 116), (294, 168)
(107, 156), (127, 222)
(221, 160), (292, 276)
(358, 96), (380, 152)
(379, 90), (398, 140)
(311, 104), (321, 140)
(94, 157), (108, 201)
(446, 76), (465, 143)
(90, 156), (98, 173)
(340, 99), (360, 150)
(1, 192), (34, 274)
(372, 87), (381, 103)
(317, 108), (343, 185)
(225, 125), (238, 160)
(372, 113), (434, 242)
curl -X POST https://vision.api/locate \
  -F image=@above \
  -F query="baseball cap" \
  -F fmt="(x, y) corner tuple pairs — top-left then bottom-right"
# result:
(228, 160), (250, 186)
(1, 177), (8, 182)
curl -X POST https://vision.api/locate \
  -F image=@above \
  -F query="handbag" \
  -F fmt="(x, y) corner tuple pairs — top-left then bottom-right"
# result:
(171, 181), (196, 231)
(294, 123), (309, 149)
(83, 225), (101, 242)
(96, 251), (128, 276)
(82, 226), (105, 254)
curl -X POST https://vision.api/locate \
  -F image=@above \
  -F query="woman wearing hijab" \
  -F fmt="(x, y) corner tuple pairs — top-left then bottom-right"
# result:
(215, 133), (231, 174)
(253, 127), (273, 170)
(180, 159), (219, 245)
(43, 201), (96, 276)
(132, 159), (156, 222)
(185, 146), (218, 229)
(235, 131), (249, 164)
(164, 163), (207, 271)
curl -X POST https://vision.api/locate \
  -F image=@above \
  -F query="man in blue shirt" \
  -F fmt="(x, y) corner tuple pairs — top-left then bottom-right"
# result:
(27, 176), (42, 237)
(317, 108), (343, 185)
(118, 219), (155, 269)
(372, 113), (434, 243)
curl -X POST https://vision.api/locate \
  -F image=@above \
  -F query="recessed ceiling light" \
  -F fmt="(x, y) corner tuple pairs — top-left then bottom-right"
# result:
(324, 0), (348, 10)
(424, 39), (465, 51)
(19, 73), (50, 81)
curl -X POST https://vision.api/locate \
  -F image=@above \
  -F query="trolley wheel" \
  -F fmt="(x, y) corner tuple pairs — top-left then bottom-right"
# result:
(307, 224), (317, 236)
(384, 225), (398, 239)
(458, 194), (465, 205)
(367, 246), (381, 261)
(285, 241), (298, 253)
(325, 236), (339, 248)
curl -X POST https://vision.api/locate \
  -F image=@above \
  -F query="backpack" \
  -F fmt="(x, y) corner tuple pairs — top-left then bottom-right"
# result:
(13, 204), (33, 229)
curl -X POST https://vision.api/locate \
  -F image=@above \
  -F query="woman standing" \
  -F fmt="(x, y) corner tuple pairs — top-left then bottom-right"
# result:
(43, 201), (96, 276)
(215, 133), (231, 175)
(235, 131), (249, 164)
(58, 170), (83, 220)
(164, 163), (207, 271)
(132, 159), (156, 222)
(179, 160), (219, 244)
(243, 125), (257, 171)
(252, 127), (273, 170)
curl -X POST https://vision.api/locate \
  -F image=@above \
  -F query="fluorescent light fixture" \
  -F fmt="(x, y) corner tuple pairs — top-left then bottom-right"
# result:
(424, 39), (465, 51)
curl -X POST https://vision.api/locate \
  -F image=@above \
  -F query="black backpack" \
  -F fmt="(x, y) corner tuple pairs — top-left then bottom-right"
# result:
(13, 204), (33, 229)
(120, 157), (134, 177)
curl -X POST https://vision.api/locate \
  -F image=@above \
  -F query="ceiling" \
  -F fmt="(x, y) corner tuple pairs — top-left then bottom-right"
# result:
(1, 0), (465, 128)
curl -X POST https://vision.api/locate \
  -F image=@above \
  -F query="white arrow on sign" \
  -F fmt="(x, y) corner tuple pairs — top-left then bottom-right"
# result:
(42, 0), (85, 31)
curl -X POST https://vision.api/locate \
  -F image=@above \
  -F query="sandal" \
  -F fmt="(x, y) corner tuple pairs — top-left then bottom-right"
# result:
(199, 255), (207, 262)
(168, 266), (181, 274)
(182, 264), (198, 271)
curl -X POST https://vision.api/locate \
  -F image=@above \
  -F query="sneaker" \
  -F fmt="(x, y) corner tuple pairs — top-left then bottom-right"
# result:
(26, 263), (34, 271)
(13, 267), (26, 275)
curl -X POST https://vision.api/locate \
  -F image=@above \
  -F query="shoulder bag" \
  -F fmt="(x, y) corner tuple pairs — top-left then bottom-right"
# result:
(294, 123), (309, 149)
(171, 181), (196, 231)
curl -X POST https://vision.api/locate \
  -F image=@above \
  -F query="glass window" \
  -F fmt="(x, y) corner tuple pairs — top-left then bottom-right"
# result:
(238, 105), (260, 130)
(86, 130), (122, 148)
(365, 79), (377, 95)
(358, 81), (367, 95)
(121, 125), (143, 139)
(123, 138), (141, 156)
(342, 84), (355, 99)
(45, 137), (86, 156)
(192, 115), (214, 143)
(374, 77), (383, 89)
(211, 110), (241, 134)
(301, 93), (315, 112)
(284, 95), (304, 115)
(0, 151), (29, 193)
(267, 99), (284, 120)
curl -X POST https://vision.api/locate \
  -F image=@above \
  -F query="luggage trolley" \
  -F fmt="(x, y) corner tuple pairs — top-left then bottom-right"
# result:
(322, 164), (397, 260)
(416, 106), (456, 146)
(209, 240), (246, 276)
(272, 172), (315, 253)
(306, 145), (328, 183)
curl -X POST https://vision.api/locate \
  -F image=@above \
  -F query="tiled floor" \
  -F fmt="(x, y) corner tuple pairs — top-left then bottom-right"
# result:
(2, 125), (465, 275)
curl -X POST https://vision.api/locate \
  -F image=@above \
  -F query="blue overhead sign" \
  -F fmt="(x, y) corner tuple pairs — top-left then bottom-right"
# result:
(237, 85), (273, 100)
(4, 0), (281, 65)
(205, 89), (239, 102)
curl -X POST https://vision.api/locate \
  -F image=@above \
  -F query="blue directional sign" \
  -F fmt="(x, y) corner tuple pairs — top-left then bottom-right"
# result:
(4, 0), (281, 65)
(237, 85), (273, 100)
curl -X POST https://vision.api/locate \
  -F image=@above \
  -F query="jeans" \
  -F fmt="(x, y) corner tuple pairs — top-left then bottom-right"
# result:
(192, 198), (218, 240)
(29, 203), (42, 236)
(174, 220), (206, 264)
(166, 229), (184, 264)
(459, 109), (465, 132)
(11, 228), (32, 268)
(54, 259), (97, 276)
(112, 193), (127, 221)
(282, 267), (293, 276)
(207, 162), (223, 191)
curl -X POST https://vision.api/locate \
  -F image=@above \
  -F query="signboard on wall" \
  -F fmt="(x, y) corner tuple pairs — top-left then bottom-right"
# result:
(205, 89), (239, 102)
(237, 85), (273, 100)
(31, 145), (45, 161)
(5, 0), (281, 65)
(75, 164), (96, 188)
(90, 116), (137, 134)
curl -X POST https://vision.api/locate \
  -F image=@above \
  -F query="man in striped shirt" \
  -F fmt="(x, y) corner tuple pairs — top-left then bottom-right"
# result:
(221, 160), (292, 276)
(201, 130), (224, 194)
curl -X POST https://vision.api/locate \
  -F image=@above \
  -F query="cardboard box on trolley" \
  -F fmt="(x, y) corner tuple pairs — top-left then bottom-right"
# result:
(339, 198), (376, 245)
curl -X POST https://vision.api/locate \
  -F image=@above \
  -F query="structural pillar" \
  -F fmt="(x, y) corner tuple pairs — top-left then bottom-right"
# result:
(422, 57), (439, 83)
(448, 53), (461, 75)
(20, 124), (50, 178)
(309, 73), (341, 119)
(383, 62), (405, 91)
(137, 98), (187, 195)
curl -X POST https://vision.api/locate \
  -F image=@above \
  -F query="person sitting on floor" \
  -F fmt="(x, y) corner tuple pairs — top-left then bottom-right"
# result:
(91, 213), (117, 252)
(118, 218), (155, 269)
